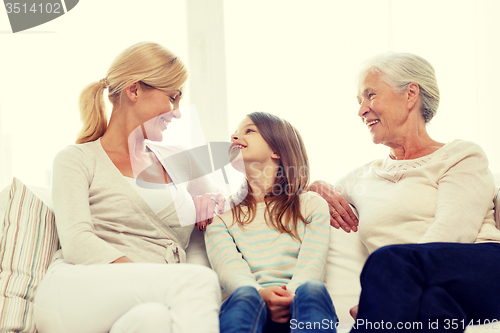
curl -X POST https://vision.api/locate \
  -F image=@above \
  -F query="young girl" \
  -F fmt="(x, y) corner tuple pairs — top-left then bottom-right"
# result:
(204, 112), (338, 333)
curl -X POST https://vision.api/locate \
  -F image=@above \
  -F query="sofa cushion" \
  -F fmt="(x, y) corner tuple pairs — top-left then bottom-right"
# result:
(0, 178), (59, 332)
(326, 226), (368, 324)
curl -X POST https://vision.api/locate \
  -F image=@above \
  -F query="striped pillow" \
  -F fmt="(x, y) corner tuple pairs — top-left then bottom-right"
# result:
(0, 185), (10, 240)
(0, 178), (59, 332)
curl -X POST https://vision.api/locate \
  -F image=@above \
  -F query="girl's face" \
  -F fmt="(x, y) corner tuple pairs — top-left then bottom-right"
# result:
(137, 85), (182, 142)
(229, 117), (279, 173)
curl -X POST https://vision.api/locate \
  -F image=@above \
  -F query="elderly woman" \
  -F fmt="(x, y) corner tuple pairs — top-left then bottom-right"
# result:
(310, 53), (500, 330)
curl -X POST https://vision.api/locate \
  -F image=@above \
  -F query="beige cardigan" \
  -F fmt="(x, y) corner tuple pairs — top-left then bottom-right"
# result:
(51, 139), (220, 265)
(335, 139), (500, 253)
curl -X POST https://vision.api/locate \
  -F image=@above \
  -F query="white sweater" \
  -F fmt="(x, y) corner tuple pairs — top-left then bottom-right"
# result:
(336, 140), (500, 253)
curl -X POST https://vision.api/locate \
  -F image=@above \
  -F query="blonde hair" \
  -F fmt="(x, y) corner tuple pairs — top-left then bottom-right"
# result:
(357, 52), (440, 123)
(76, 42), (188, 144)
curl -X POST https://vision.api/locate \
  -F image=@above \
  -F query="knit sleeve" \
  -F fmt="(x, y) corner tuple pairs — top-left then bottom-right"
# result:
(204, 215), (261, 295)
(52, 146), (125, 264)
(419, 141), (495, 244)
(287, 193), (330, 293)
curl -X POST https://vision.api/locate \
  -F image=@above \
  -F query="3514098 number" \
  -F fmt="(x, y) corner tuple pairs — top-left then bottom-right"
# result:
(5, 2), (62, 14)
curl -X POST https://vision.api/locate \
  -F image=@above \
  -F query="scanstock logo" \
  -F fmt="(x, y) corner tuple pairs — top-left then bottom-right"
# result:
(4, 0), (79, 33)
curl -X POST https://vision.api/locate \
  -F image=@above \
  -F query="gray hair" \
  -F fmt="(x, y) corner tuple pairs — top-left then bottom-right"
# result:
(358, 52), (440, 123)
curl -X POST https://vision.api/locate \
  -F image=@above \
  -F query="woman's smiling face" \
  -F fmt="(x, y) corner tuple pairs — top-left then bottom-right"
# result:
(357, 72), (409, 146)
(138, 86), (182, 142)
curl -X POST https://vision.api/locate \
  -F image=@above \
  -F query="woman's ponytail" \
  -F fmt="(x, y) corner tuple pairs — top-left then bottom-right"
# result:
(76, 81), (108, 144)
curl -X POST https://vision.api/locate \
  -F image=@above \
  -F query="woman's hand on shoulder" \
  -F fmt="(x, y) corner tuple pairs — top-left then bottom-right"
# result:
(194, 193), (226, 231)
(258, 286), (294, 323)
(309, 180), (359, 232)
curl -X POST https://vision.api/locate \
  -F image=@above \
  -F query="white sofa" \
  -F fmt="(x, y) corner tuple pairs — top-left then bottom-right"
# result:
(0, 176), (499, 332)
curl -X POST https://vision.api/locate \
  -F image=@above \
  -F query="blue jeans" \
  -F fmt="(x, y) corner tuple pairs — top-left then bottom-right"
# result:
(219, 281), (338, 333)
(351, 242), (500, 333)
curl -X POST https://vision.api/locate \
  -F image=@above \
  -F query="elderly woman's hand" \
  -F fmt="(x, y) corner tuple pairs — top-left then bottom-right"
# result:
(350, 304), (359, 320)
(194, 193), (226, 231)
(309, 180), (358, 232)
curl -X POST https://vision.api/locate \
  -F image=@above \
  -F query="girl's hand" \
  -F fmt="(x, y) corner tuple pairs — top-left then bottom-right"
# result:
(309, 180), (359, 232)
(258, 286), (294, 323)
(194, 193), (226, 231)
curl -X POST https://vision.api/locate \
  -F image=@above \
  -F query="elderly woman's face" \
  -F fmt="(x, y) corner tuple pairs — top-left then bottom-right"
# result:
(357, 73), (409, 146)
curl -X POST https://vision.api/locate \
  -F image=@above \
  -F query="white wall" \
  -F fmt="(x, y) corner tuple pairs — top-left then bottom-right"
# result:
(0, 0), (189, 187)
(223, 0), (500, 182)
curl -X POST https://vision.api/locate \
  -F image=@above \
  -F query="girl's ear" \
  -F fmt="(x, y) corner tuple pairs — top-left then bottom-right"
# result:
(271, 152), (280, 160)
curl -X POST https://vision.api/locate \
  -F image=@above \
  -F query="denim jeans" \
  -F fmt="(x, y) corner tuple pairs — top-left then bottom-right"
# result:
(219, 281), (338, 333)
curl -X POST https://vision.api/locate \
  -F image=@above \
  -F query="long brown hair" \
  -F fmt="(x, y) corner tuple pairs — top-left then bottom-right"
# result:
(76, 42), (188, 144)
(231, 112), (310, 240)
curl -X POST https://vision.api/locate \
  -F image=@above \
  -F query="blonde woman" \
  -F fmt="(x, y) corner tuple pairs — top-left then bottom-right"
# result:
(33, 42), (221, 333)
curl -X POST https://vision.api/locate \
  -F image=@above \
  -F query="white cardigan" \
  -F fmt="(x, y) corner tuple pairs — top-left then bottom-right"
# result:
(335, 139), (500, 253)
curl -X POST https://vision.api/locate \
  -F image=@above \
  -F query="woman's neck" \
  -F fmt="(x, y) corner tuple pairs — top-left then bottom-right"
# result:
(101, 109), (147, 158)
(388, 133), (444, 160)
(381, 112), (443, 160)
